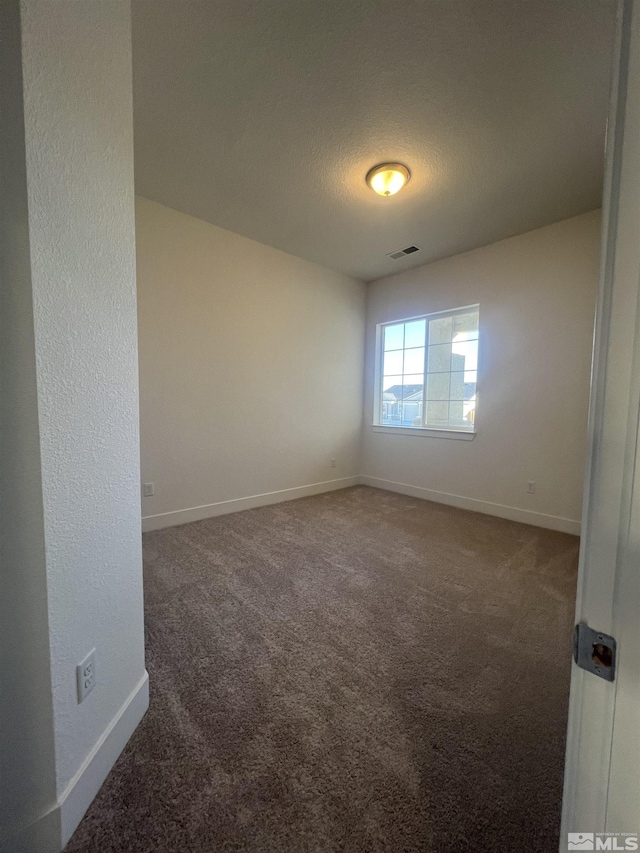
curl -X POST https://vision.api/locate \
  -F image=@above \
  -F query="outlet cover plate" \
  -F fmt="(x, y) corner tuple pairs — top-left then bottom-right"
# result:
(77, 648), (96, 703)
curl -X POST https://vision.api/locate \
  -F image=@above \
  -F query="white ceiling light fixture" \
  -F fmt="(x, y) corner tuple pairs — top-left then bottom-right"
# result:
(366, 163), (411, 197)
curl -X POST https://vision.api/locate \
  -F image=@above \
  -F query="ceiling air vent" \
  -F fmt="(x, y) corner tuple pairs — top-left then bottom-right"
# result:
(386, 245), (421, 260)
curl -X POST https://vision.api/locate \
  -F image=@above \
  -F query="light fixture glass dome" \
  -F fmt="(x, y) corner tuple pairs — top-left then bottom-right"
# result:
(366, 163), (411, 197)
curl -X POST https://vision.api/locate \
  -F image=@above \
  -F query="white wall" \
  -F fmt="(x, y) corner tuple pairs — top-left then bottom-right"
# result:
(362, 211), (601, 533)
(0, 1), (58, 844)
(136, 197), (366, 530)
(1, 3), (147, 850)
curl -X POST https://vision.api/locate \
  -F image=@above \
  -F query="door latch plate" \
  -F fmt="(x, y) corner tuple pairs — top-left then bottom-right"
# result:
(573, 622), (616, 682)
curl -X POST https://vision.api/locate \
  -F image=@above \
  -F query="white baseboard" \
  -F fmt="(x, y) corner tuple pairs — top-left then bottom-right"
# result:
(59, 671), (149, 847)
(360, 475), (581, 535)
(141, 476), (361, 532)
(142, 475), (581, 535)
(7, 672), (149, 853)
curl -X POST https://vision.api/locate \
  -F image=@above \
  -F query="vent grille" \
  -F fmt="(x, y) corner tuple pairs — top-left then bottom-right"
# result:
(386, 245), (421, 260)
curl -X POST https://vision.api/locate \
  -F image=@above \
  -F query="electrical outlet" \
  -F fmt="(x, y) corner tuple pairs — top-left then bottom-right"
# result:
(527, 481), (536, 494)
(77, 649), (96, 703)
(143, 482), (154, 497)
(330, 458), (336, 468)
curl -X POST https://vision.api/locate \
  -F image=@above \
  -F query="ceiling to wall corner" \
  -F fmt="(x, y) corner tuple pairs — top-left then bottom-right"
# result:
(131, 0), (616, 282)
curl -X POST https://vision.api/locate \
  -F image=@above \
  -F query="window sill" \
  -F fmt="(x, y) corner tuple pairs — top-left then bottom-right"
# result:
(371, 425), (476, 440)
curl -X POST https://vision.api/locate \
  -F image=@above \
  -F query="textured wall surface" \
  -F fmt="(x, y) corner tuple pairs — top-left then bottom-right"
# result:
(136, 197), (365, 521)
(132, 0), (615, 280)
(0, 0), (58, 839)
(19, 0), (145, 798)
(362, 211), (601, 526)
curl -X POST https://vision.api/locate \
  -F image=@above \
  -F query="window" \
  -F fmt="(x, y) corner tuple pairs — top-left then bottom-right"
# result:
(375, 305), (479, 433)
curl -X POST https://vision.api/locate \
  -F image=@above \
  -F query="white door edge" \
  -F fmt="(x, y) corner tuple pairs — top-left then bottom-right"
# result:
(561, 0), (640, 844)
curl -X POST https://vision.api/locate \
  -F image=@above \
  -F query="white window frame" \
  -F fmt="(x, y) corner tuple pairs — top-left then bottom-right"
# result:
(372, 304), (479, 440)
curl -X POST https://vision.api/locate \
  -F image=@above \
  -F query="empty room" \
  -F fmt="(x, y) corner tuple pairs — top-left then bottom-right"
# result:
(5, 1), (640, 853)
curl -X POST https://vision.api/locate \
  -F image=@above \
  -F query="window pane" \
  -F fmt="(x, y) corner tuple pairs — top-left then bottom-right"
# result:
(453, 310), (479, 339)
(402, 375), (423, 397)
(381, 405), (399, 424)
(401, 398), (423, 427)
(429, 315), (452, 345)
(403, 347), (424, 374)
(426, 373), (450, 400)
(451, 337), (478, 374)
(381, 378), (402, 424)
(404, 319), (426, 348)
(378, 307), (479, 430)
(381, 407), (395, 425)
(427, 343), (452, 373)
(448, 400), (466, 426)
(449, 371), (464, 400)
(464, 396), (477, 428)
(425, 401), (449, 427)
(382, 375), (402, 392)
(384, 323), (404, 351)
(383, 350), (403, 375)
(463, 371), (477, 400)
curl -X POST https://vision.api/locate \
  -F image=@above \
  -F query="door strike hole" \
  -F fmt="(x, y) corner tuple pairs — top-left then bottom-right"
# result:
(592, 643), (613, 669)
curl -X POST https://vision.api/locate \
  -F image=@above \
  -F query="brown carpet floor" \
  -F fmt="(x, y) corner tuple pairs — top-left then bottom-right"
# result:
(65, 485), (578, 853)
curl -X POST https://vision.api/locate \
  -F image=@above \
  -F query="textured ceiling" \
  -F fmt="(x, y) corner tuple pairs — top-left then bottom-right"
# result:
(132, 0), (616, 282)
